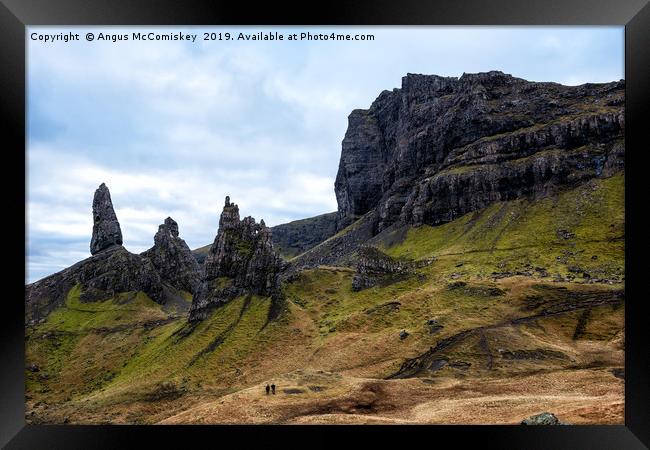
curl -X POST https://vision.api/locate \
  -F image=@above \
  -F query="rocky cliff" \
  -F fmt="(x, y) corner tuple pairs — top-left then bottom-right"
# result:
(334, 71), (624, 233)
(26, 71), (626, 324)
(188, 197), (284, 322)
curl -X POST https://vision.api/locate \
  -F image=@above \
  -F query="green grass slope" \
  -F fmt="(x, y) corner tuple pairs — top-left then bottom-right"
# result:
(379, 172), (624, 283)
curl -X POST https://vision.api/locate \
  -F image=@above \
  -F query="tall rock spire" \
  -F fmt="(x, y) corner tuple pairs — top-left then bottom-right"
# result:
(90, 183), (123, 255)
(189, 196), (284, 322)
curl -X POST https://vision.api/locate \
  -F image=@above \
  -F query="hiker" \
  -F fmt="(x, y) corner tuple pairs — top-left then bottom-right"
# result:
(271, 384), (276, 394)
(265, 384), (270, 395)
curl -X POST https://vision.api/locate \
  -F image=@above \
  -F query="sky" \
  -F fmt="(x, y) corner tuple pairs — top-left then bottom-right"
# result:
(26, 26), (624, 283)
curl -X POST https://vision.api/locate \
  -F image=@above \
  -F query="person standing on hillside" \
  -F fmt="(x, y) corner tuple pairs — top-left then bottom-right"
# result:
(265, 384), (270, 395)
(271, 384), (276, 394)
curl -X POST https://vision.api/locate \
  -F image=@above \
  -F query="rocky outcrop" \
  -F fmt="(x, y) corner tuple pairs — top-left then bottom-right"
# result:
(141, 217), (201, 294)
(335, 71), (625, 233)
(352, 246), (415, 291)
(351, 245), (433, 291)
(192, 211), (339, 264)
(26, 184), (198, 324)
(90, 183), (123, 254)
(188, 197), (284, 322)
(73, 245), (167, 303)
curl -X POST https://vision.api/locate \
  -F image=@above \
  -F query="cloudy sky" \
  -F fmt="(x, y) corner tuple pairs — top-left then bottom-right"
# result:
(26, 26), (623, 283)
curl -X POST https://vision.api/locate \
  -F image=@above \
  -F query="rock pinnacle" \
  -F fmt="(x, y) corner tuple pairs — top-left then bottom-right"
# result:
(90, 183), (123, 255)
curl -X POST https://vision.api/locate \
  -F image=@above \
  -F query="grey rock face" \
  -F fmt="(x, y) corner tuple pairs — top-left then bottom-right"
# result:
(521, 412), (565, 425)
(270, 211), (338, 259)
(335, 108), (387, 229)
(188, 197), (284, 322)
(76, 245), (166, 303)
(141, 217), (201, 295)
(90, 183), (123, 255)
(334, 71), (625, 232)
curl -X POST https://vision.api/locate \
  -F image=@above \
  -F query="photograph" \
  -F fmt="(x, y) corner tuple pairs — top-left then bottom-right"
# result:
(22, 25), (628, 426)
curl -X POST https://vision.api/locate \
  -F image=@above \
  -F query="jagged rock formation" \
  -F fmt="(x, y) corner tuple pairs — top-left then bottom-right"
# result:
(192, 211), (339, 264)
(141, 217), (201, 294)
(90, 183), (123, 254)
(335, 71), (624, 233)
(188, 197), (284, 322)
(69, 245), (166, 304)
(26, 184), (198, 324)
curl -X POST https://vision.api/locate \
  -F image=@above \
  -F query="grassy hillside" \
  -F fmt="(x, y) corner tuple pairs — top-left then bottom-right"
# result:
(25, 173), (624, 425)
(379, 172), (624, 282)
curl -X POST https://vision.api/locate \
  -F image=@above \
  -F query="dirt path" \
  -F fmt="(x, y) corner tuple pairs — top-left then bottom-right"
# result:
(159, 367), (623, 425)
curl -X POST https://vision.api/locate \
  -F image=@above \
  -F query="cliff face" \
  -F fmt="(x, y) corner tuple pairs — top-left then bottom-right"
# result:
(334, 71), (624, 232)
(188, 197), (284, 322)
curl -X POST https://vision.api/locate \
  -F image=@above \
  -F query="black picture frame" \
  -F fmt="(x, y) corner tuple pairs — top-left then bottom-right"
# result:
(1, 1), (648, 448)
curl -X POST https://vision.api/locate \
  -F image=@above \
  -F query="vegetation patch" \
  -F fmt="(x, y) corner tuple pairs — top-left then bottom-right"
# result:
(381, 172), (624, 283)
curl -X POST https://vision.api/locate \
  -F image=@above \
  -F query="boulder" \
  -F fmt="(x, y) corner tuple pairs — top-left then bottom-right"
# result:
(521, 412), (565, 425)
